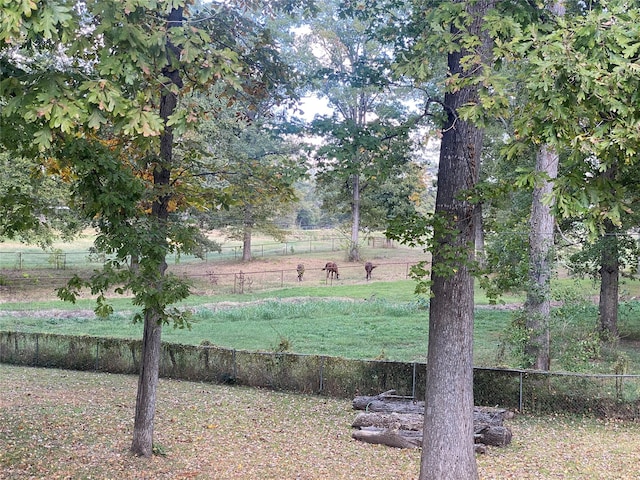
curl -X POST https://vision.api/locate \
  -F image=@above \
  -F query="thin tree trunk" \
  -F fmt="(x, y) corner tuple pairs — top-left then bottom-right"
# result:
(350, 173), (361, 262)
(419, 2), (492, 477)
(242, 207), (253, 262)
(131, 310), (163, 456)
(599, 220), (619, 338)
(130, 5), (183, 457)
(524, 145), (558, 371)
(522, 0), (564, 372)
(242, 228), (252, 262)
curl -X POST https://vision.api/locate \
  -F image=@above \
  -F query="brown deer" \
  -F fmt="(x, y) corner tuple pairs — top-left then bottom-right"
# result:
(296, 263), (305, 281)
(364, 261), (376, 280)
(322, 261), (339, 280)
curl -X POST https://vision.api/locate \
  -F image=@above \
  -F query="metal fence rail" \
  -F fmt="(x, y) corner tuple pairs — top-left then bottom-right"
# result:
(2, 331), (639, 418)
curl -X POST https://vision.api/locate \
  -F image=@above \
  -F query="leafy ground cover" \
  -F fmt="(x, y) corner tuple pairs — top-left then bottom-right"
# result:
(1, 364), (639, 479)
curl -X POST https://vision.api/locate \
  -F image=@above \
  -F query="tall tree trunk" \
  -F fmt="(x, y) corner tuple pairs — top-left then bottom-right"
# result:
(524, 146), (558, 371)
(599, 219), (619, 338)
(349, 172), (361, 262)
(419, 1), (492, 477)
(522, 0), (565, 373)
(242, 207), (253, 262)
(131, 309), (163, 456)
(130, 6), (183, 457)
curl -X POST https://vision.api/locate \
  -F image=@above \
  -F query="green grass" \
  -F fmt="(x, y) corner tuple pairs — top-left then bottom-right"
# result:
(0, 296), (511, 363)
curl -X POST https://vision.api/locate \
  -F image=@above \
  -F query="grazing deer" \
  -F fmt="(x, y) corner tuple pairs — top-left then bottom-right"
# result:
(322, 261), (339, 280)
(296, 263), (305, 281)
(365, 261), (376, 280)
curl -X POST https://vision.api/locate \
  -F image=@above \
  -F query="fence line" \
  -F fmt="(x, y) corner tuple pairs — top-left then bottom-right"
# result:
(0, 236), (398, 270)
(2, 331), (639, 418)
(0, 261), (416, 296)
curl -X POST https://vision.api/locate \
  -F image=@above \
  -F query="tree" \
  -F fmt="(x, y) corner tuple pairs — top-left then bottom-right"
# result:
(0, 152), (83, 246)
(501, 0), (640, 346)
(387, 0), (495, 475)
(288, 0), (428, 260)
(186, 91), (306, 261)
(1, 0), (306, 457)
(564, 163), (640, 339)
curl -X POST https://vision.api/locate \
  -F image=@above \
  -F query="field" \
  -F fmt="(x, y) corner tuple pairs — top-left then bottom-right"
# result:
(2, 232), (640, 371)
(3, 233), (640, 479)
(1, 364), (640, 480)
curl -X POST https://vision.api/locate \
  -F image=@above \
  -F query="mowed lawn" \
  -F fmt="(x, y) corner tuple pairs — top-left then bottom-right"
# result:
(1, 364), (640, 480)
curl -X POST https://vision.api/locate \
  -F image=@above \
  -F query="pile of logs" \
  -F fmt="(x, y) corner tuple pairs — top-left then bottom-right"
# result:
(351, 390), (513, 453)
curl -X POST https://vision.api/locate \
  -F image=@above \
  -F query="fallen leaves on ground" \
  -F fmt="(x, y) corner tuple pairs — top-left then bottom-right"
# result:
(1, 364), (639, 479)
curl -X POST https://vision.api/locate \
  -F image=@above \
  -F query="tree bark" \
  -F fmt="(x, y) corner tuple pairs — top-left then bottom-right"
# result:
(419, 1), (493, 476)
(130, 5), (183, 457)
(524, 144), (558, 371)
(131, 310), (163, 456)
(349, 173), (361, 262)
(242, 208), (253, 262)
(599, 219), (619, 338)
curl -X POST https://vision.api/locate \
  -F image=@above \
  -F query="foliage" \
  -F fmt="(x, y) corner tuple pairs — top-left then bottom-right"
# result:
(0, 152), (83, 246)
(280, 0), (434, 259)
(185, 88), (307, 246)
(492, 1), (640, 236)
(498, 285), (606, 371)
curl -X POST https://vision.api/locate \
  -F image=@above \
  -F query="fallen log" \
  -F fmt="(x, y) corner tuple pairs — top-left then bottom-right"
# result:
(351, 427), (487, 454)
(352, 412), (423, 431)
(352, 391), (512, 426)
(474, 424), (513, 447)
(351, 391), (513, 450)
(351, 427), (421, 449)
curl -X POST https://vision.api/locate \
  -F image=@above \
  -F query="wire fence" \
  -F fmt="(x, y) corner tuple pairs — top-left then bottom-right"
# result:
(0, 235), (396, 270)
(0, 261), (416, 298)
(2, 331), (640, 418)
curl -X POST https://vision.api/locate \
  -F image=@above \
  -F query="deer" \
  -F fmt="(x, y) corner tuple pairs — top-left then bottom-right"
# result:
(322, 261), (339, 280)
(296, 263), (305, 281)
(364, 261), (376, 280)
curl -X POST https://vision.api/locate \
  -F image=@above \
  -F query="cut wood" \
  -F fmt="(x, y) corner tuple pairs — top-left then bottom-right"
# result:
(351, 391), (513, 450)
(352, 412), (423, 431)
(351, 428), (421, 449)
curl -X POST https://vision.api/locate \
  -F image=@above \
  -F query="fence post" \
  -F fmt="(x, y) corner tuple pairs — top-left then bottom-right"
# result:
(232, 349), (237, 381)
(319, 356), (325, 393)
(34, 333), (39, 366)
(95, 341), (100, 371)
(519, 371), (524, 413)
(412, 362), (417, 400)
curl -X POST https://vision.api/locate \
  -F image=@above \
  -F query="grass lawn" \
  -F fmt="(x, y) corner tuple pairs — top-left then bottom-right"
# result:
(1, 364), (639, 480)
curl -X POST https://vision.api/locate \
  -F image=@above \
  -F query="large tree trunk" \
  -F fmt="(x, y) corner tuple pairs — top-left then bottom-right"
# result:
(419, 2), (492, 476)
(349, 173), (361, 262)
(524, 144), (558, 371)
(599, 219), (619, 338)
(130, 5), (183, 457)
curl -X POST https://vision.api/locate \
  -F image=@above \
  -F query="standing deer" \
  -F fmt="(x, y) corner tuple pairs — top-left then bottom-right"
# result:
(322, 261), (339, 280)
(296, 263), (305, 281)
(364, 261), (376, 280)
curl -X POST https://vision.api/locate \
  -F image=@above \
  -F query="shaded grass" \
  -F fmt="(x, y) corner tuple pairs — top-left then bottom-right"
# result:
(1, 364), (640, 480)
